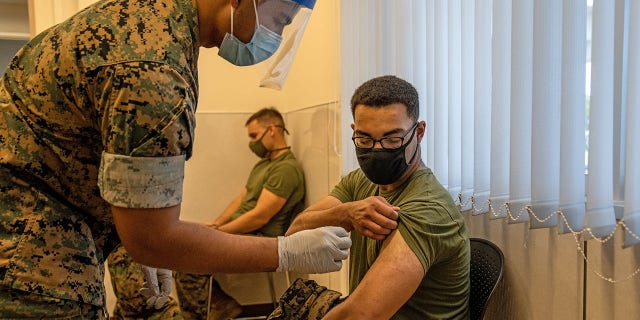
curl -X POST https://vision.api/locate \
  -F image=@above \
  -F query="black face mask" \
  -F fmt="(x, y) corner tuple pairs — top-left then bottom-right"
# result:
(355, 127), (419, 185)
(249, 125), (290, 158)
(249, 128), (270, 158)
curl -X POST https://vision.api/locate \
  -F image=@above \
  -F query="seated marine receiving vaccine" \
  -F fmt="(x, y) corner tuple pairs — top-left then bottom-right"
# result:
(278, 75), (470, 320)
(174, 107), (307, 320)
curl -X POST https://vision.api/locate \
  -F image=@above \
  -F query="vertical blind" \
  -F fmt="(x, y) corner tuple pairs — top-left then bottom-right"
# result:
(340, 0), (639, 252)
(625, 0), (640, 248)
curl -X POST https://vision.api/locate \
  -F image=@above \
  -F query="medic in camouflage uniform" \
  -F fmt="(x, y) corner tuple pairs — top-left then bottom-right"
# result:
(0, 0), (343, 318)
(0, 0), (197, 317)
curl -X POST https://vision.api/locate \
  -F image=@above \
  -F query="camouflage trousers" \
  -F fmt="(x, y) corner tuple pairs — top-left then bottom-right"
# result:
(0, 287), (108, 319)
(173, 272), (242, 320)
(267, 278), (344, 320)
(107, 245), (183, 320)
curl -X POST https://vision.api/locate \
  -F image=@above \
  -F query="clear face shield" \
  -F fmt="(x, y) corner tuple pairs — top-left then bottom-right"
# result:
(257, 0), (315, 90)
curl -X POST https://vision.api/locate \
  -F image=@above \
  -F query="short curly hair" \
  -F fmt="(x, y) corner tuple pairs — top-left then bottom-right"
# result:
(350, 75), (419, 122)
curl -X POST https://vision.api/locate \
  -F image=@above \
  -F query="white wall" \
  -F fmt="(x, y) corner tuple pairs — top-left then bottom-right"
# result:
(196, 0), (340, 114)
(286, 103), (346, 294)
(27, 0), (97, 37)
(0, 0), (29, 39)
(466, 210), (640, 320)
(0, 0), (29, 71)
(465, 213), (583, 319)
(182, 112), (257, 223)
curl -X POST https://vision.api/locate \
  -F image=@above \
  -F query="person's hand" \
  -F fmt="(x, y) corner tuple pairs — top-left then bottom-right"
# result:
(277, 226), (352, 274)
(346, 196), (399, 240)
(139, 265), (172, 309)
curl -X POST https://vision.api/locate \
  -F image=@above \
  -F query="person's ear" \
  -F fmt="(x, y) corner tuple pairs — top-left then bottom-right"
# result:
(416, 121), (426, 142)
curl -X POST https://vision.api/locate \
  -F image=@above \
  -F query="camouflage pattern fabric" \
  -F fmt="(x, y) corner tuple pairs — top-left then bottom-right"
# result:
(173, 272), (242, 320)
(267, 278), (344, 320)
(107, 245), (183, 320)
(0, 0), (199, 310)
(0, 288), (108, 319)
(99, 153), (187, 209)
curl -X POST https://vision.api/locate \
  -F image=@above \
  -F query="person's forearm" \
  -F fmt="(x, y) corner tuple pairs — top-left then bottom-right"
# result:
(162, 220), (279, 273)
(113, 206), (279, 274)
(322, 302), (379, 320)
(218, 189), (286, 234)
(322, 302), (352, 320)
(217, 214), (264, 234)
(211, 210), (233, 226)
(286, 205), (351, 236)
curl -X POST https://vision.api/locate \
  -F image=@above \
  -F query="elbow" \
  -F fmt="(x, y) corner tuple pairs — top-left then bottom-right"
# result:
(119, 235), (157, 266)
(117, 223), (174, 267)
(111, 204), (182, 267)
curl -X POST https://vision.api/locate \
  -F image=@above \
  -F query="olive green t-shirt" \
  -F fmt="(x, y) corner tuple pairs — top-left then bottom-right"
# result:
(330, 168), (470, 320)
(231, 150), (305, 237)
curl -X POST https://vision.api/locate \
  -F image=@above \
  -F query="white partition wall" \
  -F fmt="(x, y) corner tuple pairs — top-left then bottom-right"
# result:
(286, 103), (346, 295)
(28, 0), (97, 36)
(0, 0), (29, 72)
(182, 113), (256, 224)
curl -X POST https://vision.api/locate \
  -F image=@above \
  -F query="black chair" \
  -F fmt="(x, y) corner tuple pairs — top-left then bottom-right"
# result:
(469, 238), (504, 320)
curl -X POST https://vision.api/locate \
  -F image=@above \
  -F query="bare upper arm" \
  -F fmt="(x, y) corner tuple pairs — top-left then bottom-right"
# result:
(252, 188), (287, 218)
(323, 230), (424, 320)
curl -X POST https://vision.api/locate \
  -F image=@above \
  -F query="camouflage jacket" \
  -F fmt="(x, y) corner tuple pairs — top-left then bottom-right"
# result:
(267, 278), (344, 320)
(0, 0), (199, 307)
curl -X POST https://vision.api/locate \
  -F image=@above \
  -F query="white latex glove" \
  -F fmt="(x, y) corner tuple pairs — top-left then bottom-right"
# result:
(277, 226), (352, 274)
(139, 265), (172, 309)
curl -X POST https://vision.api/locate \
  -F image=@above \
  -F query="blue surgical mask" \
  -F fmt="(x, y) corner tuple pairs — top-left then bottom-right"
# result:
(218, 1), (283, 66)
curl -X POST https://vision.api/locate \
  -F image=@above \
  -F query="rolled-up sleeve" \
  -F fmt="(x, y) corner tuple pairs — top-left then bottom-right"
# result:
(98, 152), (185, 208)
(92, 61), (196, 209)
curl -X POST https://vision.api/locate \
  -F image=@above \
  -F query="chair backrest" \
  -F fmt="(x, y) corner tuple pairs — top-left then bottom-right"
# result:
(469, 238), (504, 320)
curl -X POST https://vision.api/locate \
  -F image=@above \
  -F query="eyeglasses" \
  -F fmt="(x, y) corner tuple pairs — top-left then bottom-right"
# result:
(352, 122), (418, 150)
